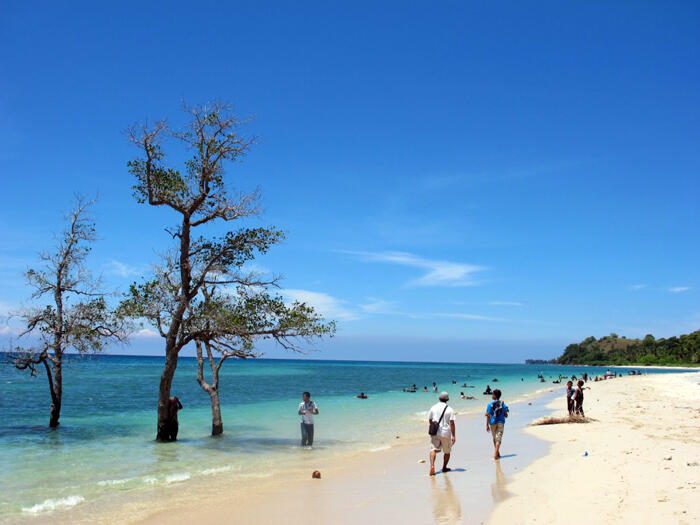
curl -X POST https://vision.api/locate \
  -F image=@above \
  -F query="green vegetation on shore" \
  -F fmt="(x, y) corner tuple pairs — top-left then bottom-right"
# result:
(556, 330), (700, 366)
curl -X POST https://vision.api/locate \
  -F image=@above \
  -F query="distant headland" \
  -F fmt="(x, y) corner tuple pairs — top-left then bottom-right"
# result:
(529, 330), (699, 367)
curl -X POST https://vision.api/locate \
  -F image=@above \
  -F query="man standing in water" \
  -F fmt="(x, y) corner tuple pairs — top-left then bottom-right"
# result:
(298, 391), (319, 447)
(485, 389), (509, 460)
(428, 391), (456, 476)
(165, 396), (183, 441)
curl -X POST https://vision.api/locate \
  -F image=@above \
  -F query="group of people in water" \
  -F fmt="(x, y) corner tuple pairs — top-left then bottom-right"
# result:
(403, 378), (504, 396)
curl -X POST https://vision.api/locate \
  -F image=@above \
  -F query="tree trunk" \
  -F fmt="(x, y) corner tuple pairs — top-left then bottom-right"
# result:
(210, 390), (223, 436)
(44, 359), (62, 428)
(155, 214), (190, 442)
(195, 339), (224, 437)
(156, 346), (179, 442)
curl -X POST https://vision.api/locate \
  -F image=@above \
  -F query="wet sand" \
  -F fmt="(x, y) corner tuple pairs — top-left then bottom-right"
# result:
(137, 394), (554, 525)
(35, 390), (555, 525)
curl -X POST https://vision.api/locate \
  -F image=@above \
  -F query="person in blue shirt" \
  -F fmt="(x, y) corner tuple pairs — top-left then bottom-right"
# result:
(485, 389), (509, 460)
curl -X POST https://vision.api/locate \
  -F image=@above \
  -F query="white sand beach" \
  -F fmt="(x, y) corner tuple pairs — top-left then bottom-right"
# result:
(490, 372), (700, 524)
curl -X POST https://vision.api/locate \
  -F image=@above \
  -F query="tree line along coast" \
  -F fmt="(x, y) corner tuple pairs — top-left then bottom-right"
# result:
(527, 330), (700, 367)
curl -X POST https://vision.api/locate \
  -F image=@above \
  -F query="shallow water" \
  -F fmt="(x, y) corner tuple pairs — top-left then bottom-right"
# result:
(0, 355), (684, 520)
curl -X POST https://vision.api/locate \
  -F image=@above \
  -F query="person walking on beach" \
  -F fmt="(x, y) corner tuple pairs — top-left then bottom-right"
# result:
(298, 391), (319, 447)
(566, 381), (575, 415)
(428, 391), (456, 476)
(573, 380), (585, 417)
(485, 389), (509, 460)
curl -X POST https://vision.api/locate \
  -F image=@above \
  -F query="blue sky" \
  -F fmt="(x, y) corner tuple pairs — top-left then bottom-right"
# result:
(1, 1), (698, 362)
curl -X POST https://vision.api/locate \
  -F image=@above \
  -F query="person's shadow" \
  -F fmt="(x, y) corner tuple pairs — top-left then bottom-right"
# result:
(433, 468), (466, 475)
(431, 474), (462, 523)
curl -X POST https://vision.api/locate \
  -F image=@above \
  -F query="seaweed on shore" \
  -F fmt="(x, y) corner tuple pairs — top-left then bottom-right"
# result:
(530, 415), (596, 426)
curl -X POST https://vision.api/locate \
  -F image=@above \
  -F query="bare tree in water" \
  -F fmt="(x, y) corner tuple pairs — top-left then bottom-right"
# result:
(120, 102), (334, 441)
(192, 280), (333, 436)
(10, 197), (125, 428)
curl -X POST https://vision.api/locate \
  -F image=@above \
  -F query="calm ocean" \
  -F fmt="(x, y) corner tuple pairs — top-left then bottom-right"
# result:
(0, 355), (685, 519)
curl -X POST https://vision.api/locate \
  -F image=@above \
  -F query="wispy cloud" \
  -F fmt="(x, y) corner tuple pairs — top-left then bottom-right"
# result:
(668, 286), (691, 293)
(282, 289), (360, 321)
(628, 284), (647, 291)
(360, 298), (401, 315)
(437, 312), (507, 322)
(486, 301), (523, 307)
(104, 260), (144, 278)
(0, 302), (16, 317)
(359, 299), (511, 323)
(344, 251), (485, 287)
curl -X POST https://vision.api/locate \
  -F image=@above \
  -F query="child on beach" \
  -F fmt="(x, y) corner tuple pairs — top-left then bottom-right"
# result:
(566, 381), (575, 415)
(573, 380), (585, 416)
(485, 389), (509, 460)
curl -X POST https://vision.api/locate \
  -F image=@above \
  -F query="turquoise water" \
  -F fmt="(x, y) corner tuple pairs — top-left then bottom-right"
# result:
(0, 356), (687, 519)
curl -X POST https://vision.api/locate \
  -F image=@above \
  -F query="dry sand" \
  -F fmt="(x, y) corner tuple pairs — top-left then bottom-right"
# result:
(490, 372), (700, 525)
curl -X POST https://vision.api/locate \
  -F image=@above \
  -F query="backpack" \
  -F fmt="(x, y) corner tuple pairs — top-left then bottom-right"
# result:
(492, 400), (503, 419)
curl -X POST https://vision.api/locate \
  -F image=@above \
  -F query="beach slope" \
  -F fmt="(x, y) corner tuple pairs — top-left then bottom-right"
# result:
(490, 372), (700, 524)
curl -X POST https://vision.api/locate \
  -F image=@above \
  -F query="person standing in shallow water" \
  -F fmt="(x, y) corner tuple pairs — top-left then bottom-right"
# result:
(298, 391), (319, 447)
(165, 396), (183, 441)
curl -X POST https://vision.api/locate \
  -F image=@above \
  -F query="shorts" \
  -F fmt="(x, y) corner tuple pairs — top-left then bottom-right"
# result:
(490, 423), (504, 443)
(430, 435), (453, 454)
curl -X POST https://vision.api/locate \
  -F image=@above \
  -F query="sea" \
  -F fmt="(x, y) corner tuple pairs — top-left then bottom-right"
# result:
(0, 355), (688, 521)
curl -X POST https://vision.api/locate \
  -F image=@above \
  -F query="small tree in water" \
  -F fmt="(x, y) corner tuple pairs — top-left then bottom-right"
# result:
(120, 102), (334, 441)
(192, 281), (333, 436)
(10, 198), (125, 427)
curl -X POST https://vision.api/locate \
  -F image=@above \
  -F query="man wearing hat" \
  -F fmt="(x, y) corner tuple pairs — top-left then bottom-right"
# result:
(427, 391), (456, 476)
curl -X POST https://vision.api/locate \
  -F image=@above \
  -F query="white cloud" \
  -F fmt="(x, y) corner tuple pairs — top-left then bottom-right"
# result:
(345, 251), (485, 287)
(668, 286), (690, 293)
(282, 289), (360, 321)
(241, 263), (270, 275)
(0, 325), (21, 336)
(628, 284), (647, 291)
(133, 328), (160, 338)
(104, 260), (143, 278)
(487, 301), (523, 307)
